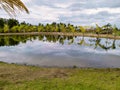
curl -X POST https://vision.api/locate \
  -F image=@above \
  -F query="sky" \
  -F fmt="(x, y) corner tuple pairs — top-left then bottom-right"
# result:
(0, 0), (120, 27)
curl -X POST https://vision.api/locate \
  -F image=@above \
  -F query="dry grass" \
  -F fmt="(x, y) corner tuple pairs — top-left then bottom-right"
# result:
(0, 62), (71, 83)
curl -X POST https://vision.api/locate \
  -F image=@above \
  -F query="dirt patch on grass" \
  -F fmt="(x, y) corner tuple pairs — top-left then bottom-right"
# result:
(0, 63), (72, 83)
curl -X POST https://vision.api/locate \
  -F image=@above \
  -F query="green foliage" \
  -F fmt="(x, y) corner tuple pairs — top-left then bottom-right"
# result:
(18, 25), (26, 32)
(8, 19), (19, 29)
(11, 26), (19, 32)
(0, 27), (3, 33)
(79, 26), (86, 36)
(3, 24), (9, 33)
(0, 18), (5, 28)
(37, 25), (44, 32)
(31, 26), (37, 32)
(67, 24), (75, 33)
(96, 24), (102, 34)
(101, 23), (113, 34)
(58, 23), (66, 32)
(0, 18), (120, 36)
(112, 25), (118, 36)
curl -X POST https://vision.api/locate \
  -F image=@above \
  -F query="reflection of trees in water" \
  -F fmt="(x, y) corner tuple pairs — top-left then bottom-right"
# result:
(89, 38), (116, 51)
(67, 36), (74, 45)
(59, 36), (66, 45)
(78, 37), (93, 46)
(0, 35), (118, 51)
(95, 38), (116, 50)
(0, 36), (19, 46)
(0, 35), (34, 46)
(77, 37), (117, 51)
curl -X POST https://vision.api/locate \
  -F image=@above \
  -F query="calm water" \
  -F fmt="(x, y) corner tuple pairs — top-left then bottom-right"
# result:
(0, 35), (120, 68)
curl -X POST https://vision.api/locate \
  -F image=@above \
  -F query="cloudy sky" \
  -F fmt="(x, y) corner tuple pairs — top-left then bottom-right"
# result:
(0, 0), (120, 27)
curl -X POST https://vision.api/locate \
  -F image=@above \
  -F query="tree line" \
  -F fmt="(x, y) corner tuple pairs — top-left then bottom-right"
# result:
(0, 18), (120, 36)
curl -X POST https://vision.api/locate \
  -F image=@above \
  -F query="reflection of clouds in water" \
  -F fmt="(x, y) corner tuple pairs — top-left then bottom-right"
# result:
(6, 38), (119, 57)
(84, 47), (120, 56)
(0, 51), (28, 63)
(0, 37), (120, 57)
(0, 36), (120, 68)
(0, 52), (8, 57)
(13, 40), (77, 54)
(107, 50), (120, 56)
(54, 52), (69, 56)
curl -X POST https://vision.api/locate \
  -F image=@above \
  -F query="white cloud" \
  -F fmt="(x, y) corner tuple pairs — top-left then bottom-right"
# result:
(0, 0), (120, 27)
(82, 8), (120, 15)
(54, 3), (73, 8)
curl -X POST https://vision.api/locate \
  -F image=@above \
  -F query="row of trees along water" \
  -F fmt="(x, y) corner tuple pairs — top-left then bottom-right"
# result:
(0, 18), (120, 36)
(0, 35), (118, 51)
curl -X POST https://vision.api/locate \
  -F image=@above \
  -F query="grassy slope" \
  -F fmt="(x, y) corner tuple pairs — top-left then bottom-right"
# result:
(0, 62), (120, 90)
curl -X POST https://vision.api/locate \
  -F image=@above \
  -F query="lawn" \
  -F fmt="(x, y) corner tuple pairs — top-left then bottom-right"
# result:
(0, 62), (120, 90)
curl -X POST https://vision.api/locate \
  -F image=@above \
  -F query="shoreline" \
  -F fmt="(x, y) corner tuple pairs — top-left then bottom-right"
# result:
(0, 61), (120, 70)
(0, 32), (120, 39)
(1, 61), (120, 69)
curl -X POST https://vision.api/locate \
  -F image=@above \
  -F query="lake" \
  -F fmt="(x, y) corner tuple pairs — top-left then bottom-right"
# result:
(0, 35), (120, 68)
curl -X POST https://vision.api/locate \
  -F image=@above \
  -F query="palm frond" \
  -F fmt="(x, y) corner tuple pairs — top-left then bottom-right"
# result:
(0, 0), (29, 15)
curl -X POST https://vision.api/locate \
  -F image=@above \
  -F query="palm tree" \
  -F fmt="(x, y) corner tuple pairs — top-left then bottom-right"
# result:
(102, 23), (112, 35)
(0, 0), (29, 15)
(112, 25), (118, 38)
(79, 26), (86, 37)
(96, 24), (102, 37)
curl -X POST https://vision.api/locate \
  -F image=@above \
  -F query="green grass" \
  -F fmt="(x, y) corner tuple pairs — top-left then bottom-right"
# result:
(0, 62), (120, 90)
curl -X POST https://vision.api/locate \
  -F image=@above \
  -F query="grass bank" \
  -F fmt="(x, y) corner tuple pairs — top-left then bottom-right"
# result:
(0, 32), (120, 39)
(0, 62), (120, 90)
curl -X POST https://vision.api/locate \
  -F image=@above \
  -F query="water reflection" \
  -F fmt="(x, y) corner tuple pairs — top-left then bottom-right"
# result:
(0, 35), (120, 68)
(0, 35), (118, 51)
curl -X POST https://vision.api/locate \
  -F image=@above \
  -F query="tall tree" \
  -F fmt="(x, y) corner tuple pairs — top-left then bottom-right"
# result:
(8, 19), (19, 28)
(96, 24), (102, 37)
(102, 23), (112, 34)
(79, 26), (86, 37)
(3, 24), (9, 33)
(0, 18), (4, 28)
(112, 25), (118, 37)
